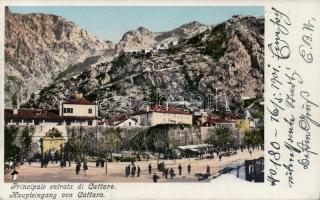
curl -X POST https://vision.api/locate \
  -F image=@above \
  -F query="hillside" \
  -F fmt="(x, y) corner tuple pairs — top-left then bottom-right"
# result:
(25, 15), (264, 116)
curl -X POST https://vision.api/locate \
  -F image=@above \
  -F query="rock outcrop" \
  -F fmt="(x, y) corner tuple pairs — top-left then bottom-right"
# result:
(25, 15), (264, 116)
(5, 7), (115, 107)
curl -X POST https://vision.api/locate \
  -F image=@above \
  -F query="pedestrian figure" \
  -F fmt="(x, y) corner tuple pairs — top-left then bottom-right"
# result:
(101, 159), (105, 168)
(11, 169), (19, 182)
(137, 166), (141, 177)
(148, 163), (152, 174)
(164, 168), (168, 179)
(178, 164), (182, 175)
(219, 155), (222, 161)
(249, 150), (252, 156)
(187, 164), (191, 174)
(131, 165), (136, 178)
(96, 159), (100, 168)
(153, 173), (159, 183)
(54, 151), (59, 164)
(128, 165), (131, 176)
(169, 168), (175, 179)
(206, 165), (210, 174)
(28, 159), (31, 166)
(60, 159), (64, 168)
(83, 162), (88, 176)
(76, 162), (81, 175)
(125, 166), (129, 177)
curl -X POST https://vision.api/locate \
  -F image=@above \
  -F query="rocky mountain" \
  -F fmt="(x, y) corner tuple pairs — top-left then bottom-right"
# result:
(26, 15), (264, 116)
(117, 21), (208, 52)
(4, 7), (115, 107)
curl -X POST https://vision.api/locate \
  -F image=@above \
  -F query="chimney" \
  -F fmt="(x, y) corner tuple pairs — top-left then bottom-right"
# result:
(59, 101), (63, 116)
(13, 108), (18, 115)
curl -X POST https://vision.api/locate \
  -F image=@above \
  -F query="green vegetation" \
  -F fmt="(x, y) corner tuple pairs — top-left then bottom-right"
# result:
(4, 126), (20, 162)
(95, 73), (106, 85)
(112, 52), (130, 68)
(6, 75), (18, 82)
(4, 126), (34, 162)
(252, 103), (264, 118)
(206, 126), (235, 148)
(20, 126), (34, 159)
(243, 129), (264, 145)
(11, 93), (18, 107)
(46, 128), (63, 138)
(4, 84), (11, 94)
(187, 34), (203, 47)
(244, 98), (256, 108)
(204, 23), (228, 61)
(167, 45), (183, 54)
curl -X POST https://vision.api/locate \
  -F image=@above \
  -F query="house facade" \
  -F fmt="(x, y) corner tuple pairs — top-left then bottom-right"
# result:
(5, 97), (98, 156)
(132, 104), (193, 126)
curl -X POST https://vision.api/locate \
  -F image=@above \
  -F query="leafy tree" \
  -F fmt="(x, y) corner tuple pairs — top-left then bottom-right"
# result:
(129, 130), (149, 160)
(243, 129), (264, 146)
(66, 127), (89, 161)
(206, 126), (235, 149)
(20, 126), (34, 160)
(4, 126), (20, 162)
(99, 128), (121, 174)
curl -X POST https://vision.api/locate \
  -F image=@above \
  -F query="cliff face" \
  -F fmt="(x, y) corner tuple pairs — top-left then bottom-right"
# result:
(117, 21), (208, 52)
(26, 15), (264, 115)
(5, 7), (115, 107)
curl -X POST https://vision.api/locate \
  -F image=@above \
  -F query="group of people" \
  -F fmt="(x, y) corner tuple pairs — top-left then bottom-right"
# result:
(76, 161), (88, 176)
(95, 158), (106, 168)
(125, 162), (141, 178)
(151, 163), (192, 182)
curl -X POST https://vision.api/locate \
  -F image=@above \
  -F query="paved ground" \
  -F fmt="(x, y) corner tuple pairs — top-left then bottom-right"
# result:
(5, 149), (263, 183)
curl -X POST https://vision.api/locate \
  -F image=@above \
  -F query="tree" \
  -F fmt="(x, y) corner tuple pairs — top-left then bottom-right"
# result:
(20, 126), (34, 160)
(206, 126), (235, 150)
(99, 128), (121, 174)
(66, 126), (89, 161)
(243, 129), (264, 146)
(4, 126), (20, 162)
(130, 130), (149, 160)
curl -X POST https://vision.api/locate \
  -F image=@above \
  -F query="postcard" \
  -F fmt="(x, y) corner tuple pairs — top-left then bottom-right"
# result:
(0, 0), (319, 200)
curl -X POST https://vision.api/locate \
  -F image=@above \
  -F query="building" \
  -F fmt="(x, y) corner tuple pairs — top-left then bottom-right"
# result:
(98, 115), (140, 127)
(5, 98), (98, 127)
(5, 96), (98, 156)
(131, 104), (192, 126)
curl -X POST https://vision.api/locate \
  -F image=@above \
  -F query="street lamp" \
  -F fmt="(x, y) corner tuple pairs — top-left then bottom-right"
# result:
(39, 138), (43, 168)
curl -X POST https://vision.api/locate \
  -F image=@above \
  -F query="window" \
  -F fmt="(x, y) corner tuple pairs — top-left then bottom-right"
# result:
(66, 121), (71, 125)
(129, 122), (131, 126)
(88, 108), (92, 114)
(64, 108), (74, 113)
(88, 121), (92, 126)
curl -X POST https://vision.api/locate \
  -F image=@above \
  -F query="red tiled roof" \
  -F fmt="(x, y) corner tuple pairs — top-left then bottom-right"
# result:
(5, 109), (96, 121)
(132, 104), (190, 115)
(64, 98), (96, 105)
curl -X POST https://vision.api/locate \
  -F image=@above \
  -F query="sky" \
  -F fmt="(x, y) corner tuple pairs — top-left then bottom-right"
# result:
(10, 6), (264, 42)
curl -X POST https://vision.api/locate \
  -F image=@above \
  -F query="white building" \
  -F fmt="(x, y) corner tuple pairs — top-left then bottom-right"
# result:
(98, 115), (140, 127)
(131, 104), (192, 127)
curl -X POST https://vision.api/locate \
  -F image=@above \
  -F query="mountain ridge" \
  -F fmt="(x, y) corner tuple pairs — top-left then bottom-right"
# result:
(24, 15), (264, 117)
